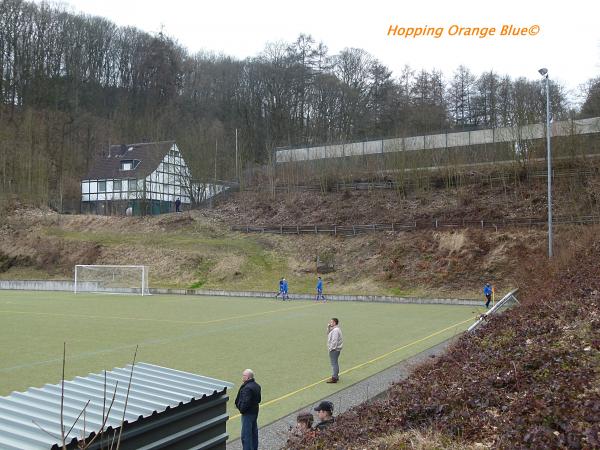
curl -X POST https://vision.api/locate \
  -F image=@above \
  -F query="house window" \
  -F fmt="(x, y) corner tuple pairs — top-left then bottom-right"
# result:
(113, 180), (122, 191)
(120, 160), (140, 171)
(128, 179), (137, 191)
(98, 181), (106, 192)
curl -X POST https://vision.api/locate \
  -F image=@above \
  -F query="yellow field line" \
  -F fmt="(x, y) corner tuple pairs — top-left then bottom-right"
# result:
(0, 303), (316, 326)
(229, 314), (477, 420)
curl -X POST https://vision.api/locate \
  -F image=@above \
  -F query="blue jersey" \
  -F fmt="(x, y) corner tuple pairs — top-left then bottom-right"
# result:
(283, 280), (288, 293)
(279, 280), (285, 291)
(317, 279), (323, 291)
(484, 285), (492, 296)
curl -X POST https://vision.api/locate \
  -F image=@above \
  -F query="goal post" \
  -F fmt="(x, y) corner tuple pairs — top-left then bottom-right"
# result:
(74, 265), (150, 295)
(467, 288), (519, 332)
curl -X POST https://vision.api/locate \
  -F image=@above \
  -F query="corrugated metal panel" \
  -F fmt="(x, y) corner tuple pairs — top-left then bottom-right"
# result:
(0, 362), (233, 450)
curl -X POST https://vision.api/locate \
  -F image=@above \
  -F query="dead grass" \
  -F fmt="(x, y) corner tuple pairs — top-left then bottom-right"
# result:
(0, 208), (558, 296)
(436, 231), (467, 255)
(360, 429), (492, 450)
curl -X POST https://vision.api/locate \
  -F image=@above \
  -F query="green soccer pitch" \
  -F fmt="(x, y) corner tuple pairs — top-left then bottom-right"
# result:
(0, 290), (482, 440)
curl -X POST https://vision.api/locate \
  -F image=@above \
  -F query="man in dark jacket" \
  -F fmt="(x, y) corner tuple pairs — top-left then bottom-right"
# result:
(235, 369), (262, 450)
(313, 400), (335, 431)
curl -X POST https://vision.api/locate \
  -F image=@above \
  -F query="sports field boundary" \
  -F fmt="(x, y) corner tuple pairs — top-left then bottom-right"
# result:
(226, 337), (456, 450)
(0, 280), (482, 306)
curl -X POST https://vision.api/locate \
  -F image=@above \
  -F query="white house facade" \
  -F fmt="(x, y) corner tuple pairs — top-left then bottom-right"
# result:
(81, 141), (196, 215)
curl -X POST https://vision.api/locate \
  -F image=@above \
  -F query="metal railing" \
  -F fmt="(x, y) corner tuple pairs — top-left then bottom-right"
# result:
(467, 288), (520, 332)
(231, 215), (600, 236)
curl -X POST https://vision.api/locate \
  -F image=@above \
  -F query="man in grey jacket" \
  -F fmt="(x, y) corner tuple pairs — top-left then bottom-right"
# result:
(326, 318), (343, 383)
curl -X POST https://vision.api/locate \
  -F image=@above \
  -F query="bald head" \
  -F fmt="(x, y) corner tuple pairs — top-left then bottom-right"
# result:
(242, 369), (254, 381)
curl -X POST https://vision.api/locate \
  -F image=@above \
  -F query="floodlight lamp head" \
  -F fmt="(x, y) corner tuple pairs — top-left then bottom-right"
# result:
(538, 68), (548, 77)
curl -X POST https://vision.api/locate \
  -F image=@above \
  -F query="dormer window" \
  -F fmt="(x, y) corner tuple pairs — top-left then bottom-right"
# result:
(120, 160), (140, 171)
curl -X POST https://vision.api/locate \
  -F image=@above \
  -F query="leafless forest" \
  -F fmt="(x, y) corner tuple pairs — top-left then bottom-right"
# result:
(0, 0), (599, 208)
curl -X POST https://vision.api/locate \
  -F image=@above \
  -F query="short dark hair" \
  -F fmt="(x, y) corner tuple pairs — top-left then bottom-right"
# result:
(296, 411), (314, 426)
(331, 318), (339, 325)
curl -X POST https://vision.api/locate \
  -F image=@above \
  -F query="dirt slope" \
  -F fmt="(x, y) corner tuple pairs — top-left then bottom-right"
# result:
(215, 174), (600, 226)
(0, 204), (549, 296)
(287, 229), (600, 449)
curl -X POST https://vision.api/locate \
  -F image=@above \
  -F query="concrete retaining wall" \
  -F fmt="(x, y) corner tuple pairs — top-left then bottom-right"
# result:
(0, 280), (75, 291)
(0, 280), (482, 306)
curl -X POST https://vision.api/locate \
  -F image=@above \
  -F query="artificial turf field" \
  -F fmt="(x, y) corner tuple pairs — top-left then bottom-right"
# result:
(0, 290), (483, 440)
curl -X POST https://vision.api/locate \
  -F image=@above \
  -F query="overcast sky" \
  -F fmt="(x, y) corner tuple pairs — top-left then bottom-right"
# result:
(51, 0), (599, 103)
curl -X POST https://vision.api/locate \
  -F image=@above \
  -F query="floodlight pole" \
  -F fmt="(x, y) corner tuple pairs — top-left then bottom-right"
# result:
(539, 68), (552, 257)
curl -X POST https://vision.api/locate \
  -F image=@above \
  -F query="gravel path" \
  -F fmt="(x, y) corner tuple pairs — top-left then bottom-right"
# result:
(227, 338), (455, 450)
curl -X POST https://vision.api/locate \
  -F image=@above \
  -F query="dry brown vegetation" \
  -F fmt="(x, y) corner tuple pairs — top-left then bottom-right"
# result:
(217, 166), (600, 227)
(0, 202), (549, 296)
(2, 166), (599, 297)
(287, 227), (600, 449)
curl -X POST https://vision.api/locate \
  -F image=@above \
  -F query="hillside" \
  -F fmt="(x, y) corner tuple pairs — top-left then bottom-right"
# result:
(217, 165), (600, 226)
(287, 228), (600, 449)
(0, 206), (551, 298)
(1, 166), (599, 297)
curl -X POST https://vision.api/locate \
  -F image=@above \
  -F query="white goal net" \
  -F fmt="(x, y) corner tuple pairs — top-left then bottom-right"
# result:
(74, 265), (150, 295)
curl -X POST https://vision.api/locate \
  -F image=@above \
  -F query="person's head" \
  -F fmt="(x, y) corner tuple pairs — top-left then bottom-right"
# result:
(318, 276), (322, 280)
(242, 369), (254, 382)
(328, 318), (339, 328)
(486, 282), (491, 287)
(314, 401), (333, 420)
(296, 411), (314, 431)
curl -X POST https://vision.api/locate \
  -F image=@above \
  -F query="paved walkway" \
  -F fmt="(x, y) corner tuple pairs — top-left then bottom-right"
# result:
(227, 338), (455, 450)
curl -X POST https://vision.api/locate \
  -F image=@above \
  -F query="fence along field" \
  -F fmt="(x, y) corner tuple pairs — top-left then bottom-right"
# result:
(265, 118), (600, 193)
(232, 215), (600, 236)
(0, 290), (482, 440)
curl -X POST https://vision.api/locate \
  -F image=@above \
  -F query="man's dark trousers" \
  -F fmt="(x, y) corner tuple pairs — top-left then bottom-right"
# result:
(241, 413), (258, 450)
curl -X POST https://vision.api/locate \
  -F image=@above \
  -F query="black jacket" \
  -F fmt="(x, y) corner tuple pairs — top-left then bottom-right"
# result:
(235, 378), (261, 415)
(314, 418), (334, 431)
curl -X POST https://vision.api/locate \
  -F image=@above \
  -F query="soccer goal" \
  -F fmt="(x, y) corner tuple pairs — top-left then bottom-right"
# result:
(74, 265), (150, 295)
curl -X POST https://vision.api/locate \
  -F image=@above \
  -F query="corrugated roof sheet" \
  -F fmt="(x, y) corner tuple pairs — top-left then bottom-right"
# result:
(0, 362), (234, 450)
(83, 141), (174, 180)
